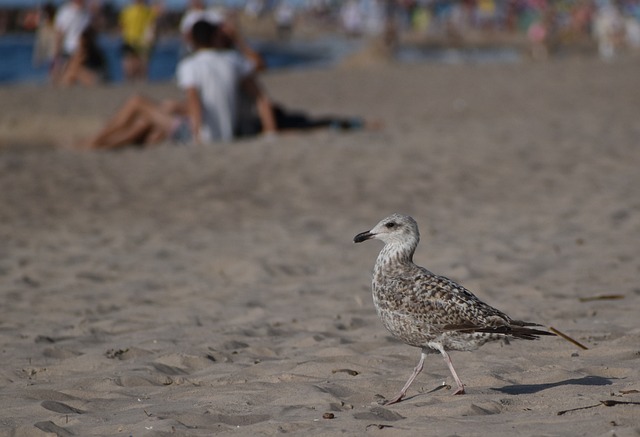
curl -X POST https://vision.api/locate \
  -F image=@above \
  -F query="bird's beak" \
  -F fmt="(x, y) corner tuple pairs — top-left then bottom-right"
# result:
(353, 230), (374, 243)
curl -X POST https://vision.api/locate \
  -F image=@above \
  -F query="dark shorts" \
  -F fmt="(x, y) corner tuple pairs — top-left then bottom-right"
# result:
(121, 43), (151, 58)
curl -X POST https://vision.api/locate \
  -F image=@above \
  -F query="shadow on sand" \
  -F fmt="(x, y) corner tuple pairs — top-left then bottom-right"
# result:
(492, 375), (614, 395)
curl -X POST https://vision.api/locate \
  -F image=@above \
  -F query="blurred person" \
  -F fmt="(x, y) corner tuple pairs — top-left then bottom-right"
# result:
(626, 16), (640, 50)
(179, 0), (223, 54)
(80, 20), (275, 149)
(217, 16), (268, 72)
(341, 0), (362, 36)
(181, 6), (267, 72)
(180, 9), (270, 137)
(0, 10), (8, 34)
(236, 101), (377, 139)
(569, 0), (594, 40)
(58, 25), (107, 86)
(119, 0), (159, 81)
(33, 3), (57, 76)
(411, 6), (430, 35)
(594, 4), (625, 59)
(205, 11), (375, 137)
(21, 8), (40, 31)
(274, 1), (295, 40)
(475, 0), (497, 31)
(53, 0), (91, 82)
(528, 17), (549, 60)
(178, 19), (275, 143)
(244, 0), (265, 18)
(79, 94), (187, 149)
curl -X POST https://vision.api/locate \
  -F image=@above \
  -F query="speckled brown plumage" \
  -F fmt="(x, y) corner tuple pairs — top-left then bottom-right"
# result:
(354, 213), (554, 404)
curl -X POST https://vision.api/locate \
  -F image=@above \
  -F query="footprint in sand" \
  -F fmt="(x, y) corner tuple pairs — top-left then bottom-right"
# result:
(41, 400), (85, 414)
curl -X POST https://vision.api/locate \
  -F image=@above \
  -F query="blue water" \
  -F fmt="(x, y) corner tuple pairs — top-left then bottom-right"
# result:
(0, 33), (349, 84)
(0, 33), (522, 85)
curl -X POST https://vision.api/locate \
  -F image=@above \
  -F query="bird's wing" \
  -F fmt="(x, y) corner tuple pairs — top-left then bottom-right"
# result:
(409, 271), (553, 339)
(382, 270), (519, 335)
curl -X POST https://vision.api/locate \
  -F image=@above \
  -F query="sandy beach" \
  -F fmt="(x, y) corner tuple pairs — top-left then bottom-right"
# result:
(1, 56), (639, 436)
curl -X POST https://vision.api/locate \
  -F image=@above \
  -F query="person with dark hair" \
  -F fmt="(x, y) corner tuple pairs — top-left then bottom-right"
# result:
(58, 25), (107, 86)
(177, 20), (275, 143)
(190, 17), (216, 47)
(179, 0), (223, 54)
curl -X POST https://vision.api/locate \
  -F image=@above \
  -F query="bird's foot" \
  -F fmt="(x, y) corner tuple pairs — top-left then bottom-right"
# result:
(382, 394), (404, 405)
(452, 386), (465, 395)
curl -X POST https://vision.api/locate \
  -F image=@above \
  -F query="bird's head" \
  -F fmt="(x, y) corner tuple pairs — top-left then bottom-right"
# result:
(353, 213), (420, 248)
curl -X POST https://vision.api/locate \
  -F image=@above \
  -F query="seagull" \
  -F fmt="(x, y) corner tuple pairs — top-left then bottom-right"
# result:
(354, 213), (555, 405)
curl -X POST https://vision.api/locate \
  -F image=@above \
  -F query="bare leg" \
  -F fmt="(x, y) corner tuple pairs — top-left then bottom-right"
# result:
(241, 76), (277, 135)
(99, 95), (157, 136)
(159, 99), (187, 115)
(255, 93), (277, 134)
(143, 125), (170, 145)
(122, 54), (142, 81)
(89, 118), (151, 149)
(75, 68), (100, 87)
(82, 95), (178, 149)
(385, 352), (427, 405)
(83, 95), (146, 146)
(61, 66), (100, 87)
(439, 348), (465, 395)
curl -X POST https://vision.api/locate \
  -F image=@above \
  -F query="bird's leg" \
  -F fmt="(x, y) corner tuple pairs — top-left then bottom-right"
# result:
(440, 349), (465, 395)
(385, 352), (426, 405)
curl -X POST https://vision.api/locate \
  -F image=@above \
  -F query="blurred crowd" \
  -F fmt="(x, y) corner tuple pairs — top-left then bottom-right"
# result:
(394, 0), (640, 59)
(335, 0), (640, 59)
(29, 0), (163, 85)
(2, 0), (638, 87)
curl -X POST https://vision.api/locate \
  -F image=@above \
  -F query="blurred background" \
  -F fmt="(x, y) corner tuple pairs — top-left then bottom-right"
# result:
(1, 0), (639, 84)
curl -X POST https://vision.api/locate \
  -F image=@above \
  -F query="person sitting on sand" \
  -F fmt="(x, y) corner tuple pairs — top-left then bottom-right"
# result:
(80, 20), (276, 149)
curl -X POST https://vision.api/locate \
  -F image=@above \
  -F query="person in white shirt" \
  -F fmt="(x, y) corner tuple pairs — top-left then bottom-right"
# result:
(52, 0), (91, 83)
(54, 0), (90, 57)
(80, 20), (275, 149)
(177, 20), (273, 143)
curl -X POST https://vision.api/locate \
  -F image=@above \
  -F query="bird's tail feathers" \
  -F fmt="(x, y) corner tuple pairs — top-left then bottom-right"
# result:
(443, 323), (556, 340)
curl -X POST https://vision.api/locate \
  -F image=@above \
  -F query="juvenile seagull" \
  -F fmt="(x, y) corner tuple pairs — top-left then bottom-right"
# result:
(354, 213), (554, 405)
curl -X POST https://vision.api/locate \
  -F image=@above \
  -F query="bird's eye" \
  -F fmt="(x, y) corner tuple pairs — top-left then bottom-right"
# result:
(385, 222), (396, 229)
